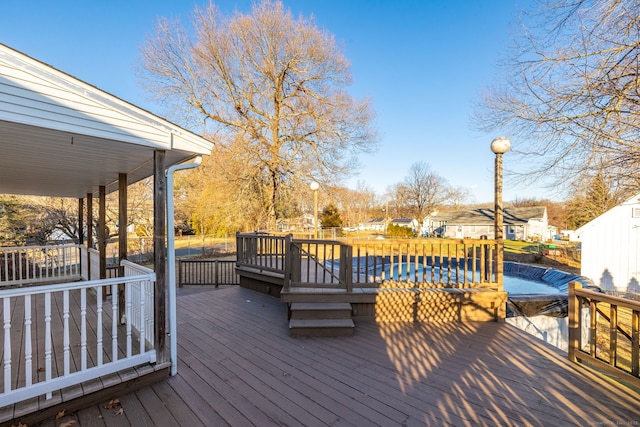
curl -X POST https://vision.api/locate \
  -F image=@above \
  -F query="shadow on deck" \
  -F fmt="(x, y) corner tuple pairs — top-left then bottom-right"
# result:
(25, 286), (640, 426)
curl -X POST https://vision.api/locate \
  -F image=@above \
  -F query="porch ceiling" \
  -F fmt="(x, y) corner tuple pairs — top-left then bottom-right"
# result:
(0, 119), (198, 198)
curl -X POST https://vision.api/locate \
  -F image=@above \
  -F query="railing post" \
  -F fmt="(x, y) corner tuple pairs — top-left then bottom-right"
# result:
(283, 234), (293, 291)
(214, 260), (219, 288)
(235, 232), (243, 263)
(568, 281), (581, 363)
(178, 260), (183, 288)
(340, 244), (353, 292)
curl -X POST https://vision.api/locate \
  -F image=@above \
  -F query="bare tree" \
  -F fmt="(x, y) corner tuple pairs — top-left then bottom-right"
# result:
(393, 162), (451, 228)
(444, 186), (471, 209)
(140, 1), (377, 230)
(322, 181), (377, 228)
(476, 0), (640, 197)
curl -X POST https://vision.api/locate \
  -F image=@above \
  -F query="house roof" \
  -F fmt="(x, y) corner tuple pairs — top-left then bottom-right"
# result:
(434, 206), (546, 226)
(390, 218), (415, 224)
(366, 218), (387, 224)
(0, 43), (213, 198)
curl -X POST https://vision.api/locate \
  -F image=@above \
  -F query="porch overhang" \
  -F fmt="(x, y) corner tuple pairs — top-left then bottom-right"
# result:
(0, 43), (212, 198)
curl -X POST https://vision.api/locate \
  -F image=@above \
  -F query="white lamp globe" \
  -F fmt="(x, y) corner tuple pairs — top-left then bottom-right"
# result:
(490, 136), (511, 154)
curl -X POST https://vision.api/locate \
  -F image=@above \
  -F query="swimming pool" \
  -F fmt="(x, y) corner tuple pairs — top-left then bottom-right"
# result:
(344, 258), (578, 295)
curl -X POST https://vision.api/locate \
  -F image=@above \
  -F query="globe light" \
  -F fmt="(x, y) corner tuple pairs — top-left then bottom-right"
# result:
(490, 136), (511, 154)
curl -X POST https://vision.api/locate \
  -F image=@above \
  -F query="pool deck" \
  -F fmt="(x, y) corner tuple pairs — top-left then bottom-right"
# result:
(30, 286), (640, 427)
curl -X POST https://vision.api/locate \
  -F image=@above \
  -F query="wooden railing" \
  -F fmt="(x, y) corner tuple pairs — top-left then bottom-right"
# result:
(236, 233), (500, 292)
(0, 260), (156, 407)
(289, 239), (352, 291)
(0, 244), (82, 286)
(349, 238), (498, 289)
(236, 233), (290, 275)
(568, 281), (640, 388)
(178, 260), (239, 287)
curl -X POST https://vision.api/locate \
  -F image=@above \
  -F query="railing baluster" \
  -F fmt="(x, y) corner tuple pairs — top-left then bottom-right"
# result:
(63, 290), (70, 376)
(112, 283), (118, 362)
(589, 300), (597, 357)
(437, 243), (443, 285)
(24, 295), (32, 387)
(3, 297), (11, 394)
(447, 244), (451, 285)
(44, 292), (52, 399)
(126, 282), (132, 358)
(632, 310), (639, 376)
(80, 288), (87, 371)
(18, 249), (23, 282)
(96, 285), (103, 366)
(610, 304), (618, 367)
(139, 280), (146, 353)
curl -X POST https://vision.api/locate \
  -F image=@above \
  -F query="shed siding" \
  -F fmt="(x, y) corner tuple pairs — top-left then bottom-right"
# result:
(579, 196), (640, 292)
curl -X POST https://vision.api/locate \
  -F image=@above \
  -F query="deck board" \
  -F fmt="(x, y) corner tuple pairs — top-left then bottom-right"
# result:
(21, 286), (640, 426)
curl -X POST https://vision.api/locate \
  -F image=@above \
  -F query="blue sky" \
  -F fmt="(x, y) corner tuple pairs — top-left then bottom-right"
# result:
(1, 0), (540, 203)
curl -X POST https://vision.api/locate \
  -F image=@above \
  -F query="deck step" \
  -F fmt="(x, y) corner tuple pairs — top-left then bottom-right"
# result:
(289, 302), (354, 337)
(289, 302), (352, 320)
(289, 318), (354, 337)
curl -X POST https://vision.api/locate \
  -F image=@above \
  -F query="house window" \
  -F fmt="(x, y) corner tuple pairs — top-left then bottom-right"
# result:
(633, 207), (640, 218)
(469, 225), (476, 233)
(507, 226), (515, 234)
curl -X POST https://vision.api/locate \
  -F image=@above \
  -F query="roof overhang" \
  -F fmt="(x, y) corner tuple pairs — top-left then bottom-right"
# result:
(0, 43), (212, 198)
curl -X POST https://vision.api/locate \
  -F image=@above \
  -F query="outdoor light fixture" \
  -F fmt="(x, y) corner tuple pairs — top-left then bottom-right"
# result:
(490, 135), (512, 155)
(491, 136), (511, 290)
(310, 181), (319, 239)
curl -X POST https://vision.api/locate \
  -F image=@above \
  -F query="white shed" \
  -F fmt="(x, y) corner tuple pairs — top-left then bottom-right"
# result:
(575, 193), (640, 293)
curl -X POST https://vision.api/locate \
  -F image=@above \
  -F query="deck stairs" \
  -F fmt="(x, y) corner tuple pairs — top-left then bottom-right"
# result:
(288, 302), (354, 337)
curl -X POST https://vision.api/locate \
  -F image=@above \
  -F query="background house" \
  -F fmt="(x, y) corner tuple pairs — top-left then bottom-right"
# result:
(358, 217), (387, 232)
(389, 218), (419, 232)
(277, 214), (315, 233)
(575, 193), (640, 293)
(423, 206), (548, 240)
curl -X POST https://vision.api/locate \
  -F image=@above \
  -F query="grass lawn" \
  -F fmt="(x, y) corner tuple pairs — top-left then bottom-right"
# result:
(503, 239), (581, 271)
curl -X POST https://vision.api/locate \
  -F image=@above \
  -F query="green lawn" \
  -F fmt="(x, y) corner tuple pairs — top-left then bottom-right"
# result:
(503, 240), (544, 254)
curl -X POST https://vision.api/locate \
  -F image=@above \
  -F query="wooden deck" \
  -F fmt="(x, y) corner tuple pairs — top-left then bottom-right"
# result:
(26, 286), (640, 426)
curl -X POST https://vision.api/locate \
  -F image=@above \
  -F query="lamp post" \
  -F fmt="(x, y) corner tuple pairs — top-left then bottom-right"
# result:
(490, 136), (511, 290)
(310, 181), (319, 239)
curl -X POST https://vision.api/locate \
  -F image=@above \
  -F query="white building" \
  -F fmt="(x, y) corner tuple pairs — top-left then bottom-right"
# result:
(575, 193), (640, 293)
(358, 217), (387, 232)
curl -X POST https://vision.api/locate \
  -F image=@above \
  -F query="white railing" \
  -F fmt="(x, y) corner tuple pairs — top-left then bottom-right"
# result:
(122, 260), (155, 346)
(0, 244), (82, 286)
(0, 266), (156, 407)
